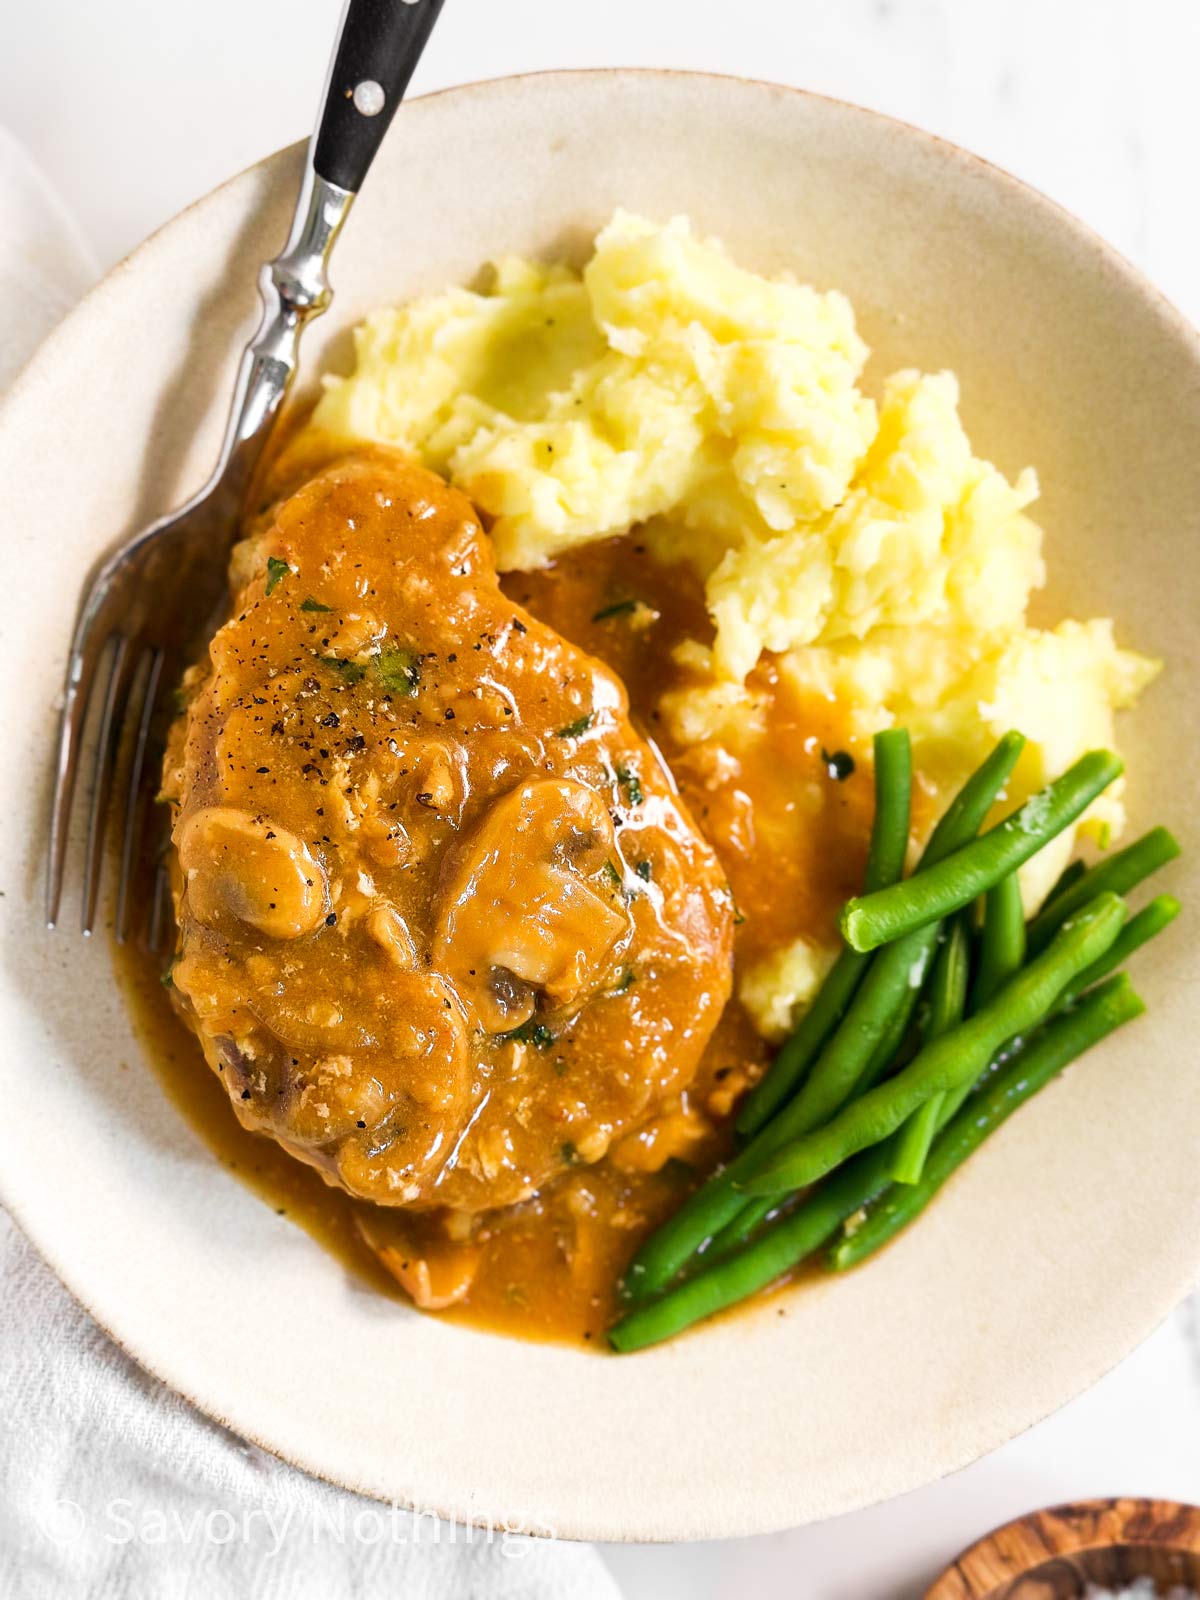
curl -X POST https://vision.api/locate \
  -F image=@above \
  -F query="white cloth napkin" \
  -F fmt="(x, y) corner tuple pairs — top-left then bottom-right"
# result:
(0, 128), (620, 1600)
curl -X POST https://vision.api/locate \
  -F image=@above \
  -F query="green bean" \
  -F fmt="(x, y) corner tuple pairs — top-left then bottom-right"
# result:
(712, 933), (934, 1257)
(855, 953), (928, 1088)
(761, 930), (933, 1146)
(608, 1144), (896, 1353)
(932, 895), (1177, 1135)
(735, 729), (912, 1139)
(704, 1192), (782, 1258)
(862, 728), (915, 891)
(616, 1144), (777, 1306)
(616, 922), (939, 1301)
(616, 951), (916, 1303)
(743, 736), (1021, 1157)
(1053, 893), (1180, 1012)
(889, 913), (971, 1184)
(908, 864), (1126, 1152)
(739, 892), (1127, 1196)
(925, 1054), (987, 1138)
(828, 975), (1145, 1271)
(922, 731), (1026, 862)
(733, 951), (865, 1140)
(842, 733), (1025, 1090)
(714, 942), (930, 1255)
(933, 878), (1026, 1142)
(900, 876), (1170, 1152)
(931, 914), (973, 1029)
(839, 750), (1124, 953)
(1043, 856), (1087, 909)
(617, 732), (1025, 1306)
(891, 880), (1014, 1171)
(825, 736), (1027, 1096)
(617, 921), (936, 1302)
(972, 872), (1027, 1009)
(611, 972), (1146, 1349)
(1026, 826), (1181, 955)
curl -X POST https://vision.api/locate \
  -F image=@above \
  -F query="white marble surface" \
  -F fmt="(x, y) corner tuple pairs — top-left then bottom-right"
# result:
(3, 1), (1198, 1595)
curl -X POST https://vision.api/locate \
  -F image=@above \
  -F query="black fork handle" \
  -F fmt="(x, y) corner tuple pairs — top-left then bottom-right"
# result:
(313, 0), (447, 194)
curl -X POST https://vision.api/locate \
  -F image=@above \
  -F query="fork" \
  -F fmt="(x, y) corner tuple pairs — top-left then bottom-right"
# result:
(46, 0), (447, 937)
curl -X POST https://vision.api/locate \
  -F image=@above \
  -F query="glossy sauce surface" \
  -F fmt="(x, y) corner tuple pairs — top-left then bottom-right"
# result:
(119, 444), (888, 1344)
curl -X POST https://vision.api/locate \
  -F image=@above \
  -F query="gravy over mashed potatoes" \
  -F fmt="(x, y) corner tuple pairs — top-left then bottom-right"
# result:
(308, 210), (1158, 1042)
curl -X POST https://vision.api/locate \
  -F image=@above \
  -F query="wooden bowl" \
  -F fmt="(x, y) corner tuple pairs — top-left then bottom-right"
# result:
(0, 70), (1196, 1541)
(927, 1499), (1200, 1598)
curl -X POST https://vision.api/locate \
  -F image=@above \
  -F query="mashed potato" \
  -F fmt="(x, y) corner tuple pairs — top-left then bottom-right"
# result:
(774, 618), (1157, 916)
(315, 211), (874, 587)
(700, 368), (1043, 679)
(738, 937), (839, 1043)
(311, 210), (1160, 1036)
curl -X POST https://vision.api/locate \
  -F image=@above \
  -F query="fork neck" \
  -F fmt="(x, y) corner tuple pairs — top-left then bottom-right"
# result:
(267, 164), (355, 328)
(210, 164), (355, 502)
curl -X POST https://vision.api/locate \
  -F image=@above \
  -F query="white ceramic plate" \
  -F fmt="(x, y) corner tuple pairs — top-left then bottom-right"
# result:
(0, 72), (1196, 1542)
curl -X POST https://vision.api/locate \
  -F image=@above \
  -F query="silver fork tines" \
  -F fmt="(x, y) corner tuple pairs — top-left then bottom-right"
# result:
(45, 165), (355, 940)
(115, 648), (166, 944)
(80, 632), (132, 936)
(45, 0), (451, 941)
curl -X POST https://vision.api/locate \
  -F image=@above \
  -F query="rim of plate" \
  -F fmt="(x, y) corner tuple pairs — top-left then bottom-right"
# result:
(1, 68), (1197, 1542)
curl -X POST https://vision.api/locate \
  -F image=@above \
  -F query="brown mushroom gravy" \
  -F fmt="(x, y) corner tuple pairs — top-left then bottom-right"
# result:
(116, 438), (900, 1344)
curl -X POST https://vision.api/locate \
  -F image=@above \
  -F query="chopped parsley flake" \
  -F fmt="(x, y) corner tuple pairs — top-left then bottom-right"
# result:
(602, 860), (623, 890)
(556, 712), (594, 740)
(592, 598), (639, 622)
(376, 645), (421, 696)
(635, 859), (653, 882)
(616, 765), (644, 806)
(499, 1019), (555, 1049)
(561, 1141), (579, 1165)
(319, 655), (366, 685)
(300, 597), (332, 613)
(265, 556), (291, 596)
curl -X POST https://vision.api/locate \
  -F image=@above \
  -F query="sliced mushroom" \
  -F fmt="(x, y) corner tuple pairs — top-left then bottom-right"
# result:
(433, 778), (633, 1033)
(177, 807), (327, 940)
